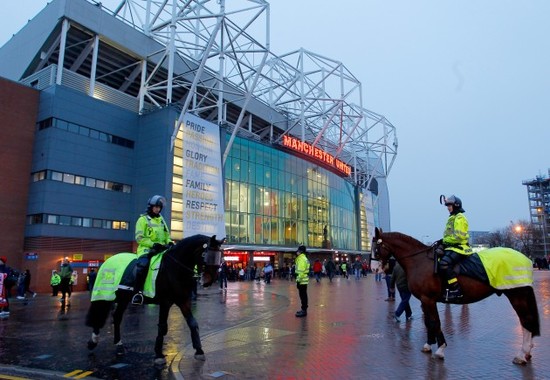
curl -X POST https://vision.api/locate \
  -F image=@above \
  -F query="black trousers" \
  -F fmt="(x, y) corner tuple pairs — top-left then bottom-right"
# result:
(60, 278), (71, 299)
(297, 283), (308, 311)
(440, 250), (461, 281)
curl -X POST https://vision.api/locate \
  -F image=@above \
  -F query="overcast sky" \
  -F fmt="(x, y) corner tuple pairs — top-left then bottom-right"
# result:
(2, 1), (549, 243)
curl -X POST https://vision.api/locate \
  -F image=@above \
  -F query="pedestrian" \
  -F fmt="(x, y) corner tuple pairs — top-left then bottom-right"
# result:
(353, 257), (362, 280)
(438, 194), (472, 301)
(313, 259), (322, 282)
(219, 260), (228, 290)
(294, 245), (310, 317)
(59, 258), (73, 305)
(325, 258), (336, 282)
(87, 268), (97, 292)
(0, 256), (11, 318)
(23, 269), (36, 298)
(50, 270), (61, 296)
(375, 265), (383, 282)
(390, 262), (413, 322)
(384, 257), (396, 301)
(16, 271), (26, 299)
(263, 262), (273, 284)
(191, 264), (199, 301)
(132, 195), (173, 305)
(340, 261), (348, 279)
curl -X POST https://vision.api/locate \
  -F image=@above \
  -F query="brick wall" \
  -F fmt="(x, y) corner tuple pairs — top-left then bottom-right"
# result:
(0, 77), (39, 271)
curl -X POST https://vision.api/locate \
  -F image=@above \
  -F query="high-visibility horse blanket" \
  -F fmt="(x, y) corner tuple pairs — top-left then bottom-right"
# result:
(91, 252), (164, 302)
(458, 247), (533, 290)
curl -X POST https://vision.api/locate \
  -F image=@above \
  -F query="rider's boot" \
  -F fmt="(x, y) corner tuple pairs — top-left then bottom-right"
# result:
(445, 278), (463, 302)
(132, 260), (148, 305)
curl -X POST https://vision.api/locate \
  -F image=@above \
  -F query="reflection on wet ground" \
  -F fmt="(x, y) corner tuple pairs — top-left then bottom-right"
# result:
(0, 271), (549, 379)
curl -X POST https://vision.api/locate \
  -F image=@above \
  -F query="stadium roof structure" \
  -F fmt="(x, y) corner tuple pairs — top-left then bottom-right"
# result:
(0, 0), (397, 190)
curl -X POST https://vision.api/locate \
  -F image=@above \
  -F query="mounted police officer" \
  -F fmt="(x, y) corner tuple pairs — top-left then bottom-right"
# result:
(439, 194), (472, 302)
(132, 195), (173, 305)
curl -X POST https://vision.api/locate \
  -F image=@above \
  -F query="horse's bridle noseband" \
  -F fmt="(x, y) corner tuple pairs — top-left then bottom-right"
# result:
(203, 244), (223, 267)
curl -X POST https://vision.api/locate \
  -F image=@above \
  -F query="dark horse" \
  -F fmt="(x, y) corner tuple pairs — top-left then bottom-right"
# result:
(372, 228), (540, 364)
(85, 234), (223, 365)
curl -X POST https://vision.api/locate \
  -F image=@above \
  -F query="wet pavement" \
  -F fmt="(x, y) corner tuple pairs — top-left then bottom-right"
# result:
(0, 271), (549, 379)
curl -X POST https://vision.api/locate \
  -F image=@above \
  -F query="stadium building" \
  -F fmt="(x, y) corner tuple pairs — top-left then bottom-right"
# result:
(0, 0), (397, 291)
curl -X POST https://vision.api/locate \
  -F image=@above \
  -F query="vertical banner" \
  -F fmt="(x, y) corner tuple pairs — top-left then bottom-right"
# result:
(181, 113), (226, 238)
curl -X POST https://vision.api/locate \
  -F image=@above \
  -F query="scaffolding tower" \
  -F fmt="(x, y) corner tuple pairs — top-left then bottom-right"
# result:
(523, 170), (550, 257)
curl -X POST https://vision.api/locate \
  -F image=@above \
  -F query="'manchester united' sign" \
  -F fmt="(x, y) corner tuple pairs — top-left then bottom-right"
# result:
(282, 135), (351, 176)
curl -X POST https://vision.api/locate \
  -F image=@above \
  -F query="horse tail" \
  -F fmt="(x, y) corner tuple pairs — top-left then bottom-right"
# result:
(85, 300), (112, 329)
(525, 286), (541, 337)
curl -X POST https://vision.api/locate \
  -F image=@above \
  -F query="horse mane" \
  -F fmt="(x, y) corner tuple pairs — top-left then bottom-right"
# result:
(169, 234), (210, 266)
(384, 231), (425, 247)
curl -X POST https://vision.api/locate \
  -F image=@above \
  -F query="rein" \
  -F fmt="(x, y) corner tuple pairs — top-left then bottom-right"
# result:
(376, 238), (436, 261)
(163, 244), (223, 276)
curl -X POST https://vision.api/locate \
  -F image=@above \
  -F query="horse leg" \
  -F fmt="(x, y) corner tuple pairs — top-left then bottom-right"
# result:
(421, 301), (446, 359)
(505, 288), (539, 365)
(112, 296), (130, 356)
(177, 300), (205, 361)
(86, 301), (113, 350)
(512, 328), (533, 365)
(154, 303), (170, 365)
(88, 327), (100, 350)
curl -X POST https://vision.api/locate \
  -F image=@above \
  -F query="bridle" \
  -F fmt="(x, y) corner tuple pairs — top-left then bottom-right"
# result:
(163, 240), (223, 275)
(373, 237), (436, 262)
(203, 244), (223, 267)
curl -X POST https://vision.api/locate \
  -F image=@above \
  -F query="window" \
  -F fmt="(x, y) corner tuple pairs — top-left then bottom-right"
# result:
(63, 173), (75, 184)
(86, 178), (96, 187)
(59, 216), (71, 225)
(32, 171), (46, 182)
(30, 170), (132, 194)
(27, 213), (129, 231)
(51, 171), (63, 181)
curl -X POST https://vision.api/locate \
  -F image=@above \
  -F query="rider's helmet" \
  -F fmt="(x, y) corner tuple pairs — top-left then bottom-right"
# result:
(296, 245), (307, 254)
(441, 194), (465, 213)
(147, 195), (166, 214)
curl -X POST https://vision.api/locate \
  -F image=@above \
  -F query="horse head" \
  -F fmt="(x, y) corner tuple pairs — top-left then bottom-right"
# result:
(201, 235), (225, 287)
(372, 227), (393, 267)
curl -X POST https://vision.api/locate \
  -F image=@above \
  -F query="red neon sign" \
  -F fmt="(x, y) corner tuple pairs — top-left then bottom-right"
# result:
(282, 135), (351, 176)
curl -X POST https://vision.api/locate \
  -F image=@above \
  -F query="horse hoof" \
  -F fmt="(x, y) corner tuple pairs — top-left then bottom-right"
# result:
(513, 357), (527, 365)
(116, 345), (125, 356)
(154, 356), (167, 366)
(434, 352), (445, 360)
(87, 340), (97, 350)
(194, 353), (206, 361)
(421, 344), (432, 353)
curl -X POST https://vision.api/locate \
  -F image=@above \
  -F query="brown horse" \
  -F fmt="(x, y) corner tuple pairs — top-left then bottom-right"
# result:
(372, 227), (540, 364)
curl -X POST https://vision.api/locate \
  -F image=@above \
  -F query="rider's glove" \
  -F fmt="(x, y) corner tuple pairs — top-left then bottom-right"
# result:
(152, 243), (166, 253)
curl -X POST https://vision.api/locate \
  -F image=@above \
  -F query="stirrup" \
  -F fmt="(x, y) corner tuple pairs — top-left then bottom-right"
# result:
(132, 292), (144, 305)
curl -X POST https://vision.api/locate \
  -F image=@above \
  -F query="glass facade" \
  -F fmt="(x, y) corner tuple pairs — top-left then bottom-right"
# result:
(223, 136), (358, 250)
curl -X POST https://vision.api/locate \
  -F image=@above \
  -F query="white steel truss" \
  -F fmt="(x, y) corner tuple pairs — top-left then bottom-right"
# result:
(98, 0), (397, 185)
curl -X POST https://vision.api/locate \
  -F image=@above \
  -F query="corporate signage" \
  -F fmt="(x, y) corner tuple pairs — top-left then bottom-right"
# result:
(181, 113), (226, 238)
(281, 135), (351, 176)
